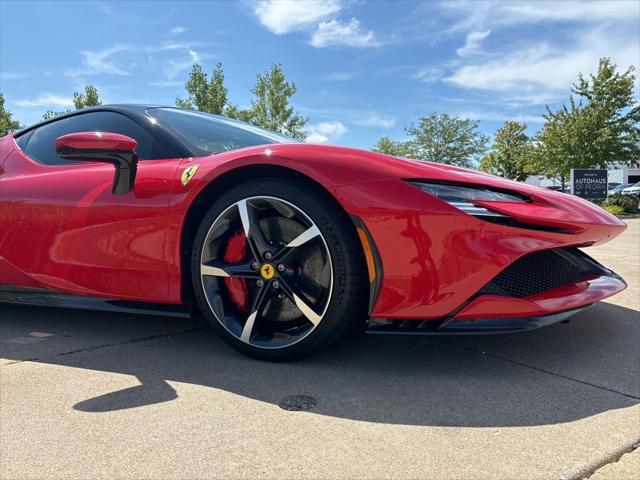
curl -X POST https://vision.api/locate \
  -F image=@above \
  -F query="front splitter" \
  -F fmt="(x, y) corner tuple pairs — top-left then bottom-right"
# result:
(367, 305), (594, 335)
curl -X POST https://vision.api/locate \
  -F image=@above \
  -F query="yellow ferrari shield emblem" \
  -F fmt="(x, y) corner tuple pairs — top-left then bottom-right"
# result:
(260, 263), (275, 280)
(181, 165), (200, 186)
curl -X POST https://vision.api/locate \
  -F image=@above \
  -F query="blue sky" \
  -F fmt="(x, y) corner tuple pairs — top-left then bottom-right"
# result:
(1, 0), (638, 149)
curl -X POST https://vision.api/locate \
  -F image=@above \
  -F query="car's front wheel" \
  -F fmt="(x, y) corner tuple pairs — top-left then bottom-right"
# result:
(191, 178), (367, 360)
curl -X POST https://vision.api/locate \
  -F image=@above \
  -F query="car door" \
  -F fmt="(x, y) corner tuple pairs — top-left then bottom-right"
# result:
(0, 111), (184, 303)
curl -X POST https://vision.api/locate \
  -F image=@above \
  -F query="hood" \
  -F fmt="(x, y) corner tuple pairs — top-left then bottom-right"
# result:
(355, 149), (564, 199)
(208, 143), (618, 223)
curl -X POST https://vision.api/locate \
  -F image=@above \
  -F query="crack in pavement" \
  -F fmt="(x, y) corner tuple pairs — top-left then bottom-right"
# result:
(2, 324), (638, 479)
(434, 338), (640, 401)
(578, 440), (640, 480)
(0, 327), (206, 367)
(432, 338), (640, 479)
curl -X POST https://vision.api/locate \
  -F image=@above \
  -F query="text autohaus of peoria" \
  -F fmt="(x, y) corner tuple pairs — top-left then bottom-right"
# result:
(571, 169), (608, 199)
(527, 163), (640, 190)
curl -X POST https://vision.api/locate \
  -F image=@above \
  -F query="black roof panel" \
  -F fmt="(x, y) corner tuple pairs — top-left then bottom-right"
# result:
(15, 104), (171, 136)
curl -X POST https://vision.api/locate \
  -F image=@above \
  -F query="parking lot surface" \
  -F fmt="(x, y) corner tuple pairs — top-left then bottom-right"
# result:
(1, 220), (638, 480)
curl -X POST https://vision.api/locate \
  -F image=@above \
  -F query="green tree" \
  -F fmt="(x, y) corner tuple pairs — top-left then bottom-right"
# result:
(42, 85), (102, 120)
(533, 98), (582, 190)
(0, 93), (21, 135)
(176, 63), (306, 138)
(570, 58), (639, 166)
(373, 113), (488, 167)
(245, 64), (307, 139)
(535, 58), (640, 188)
(73, 85), (102, 109)
(176, 62), (231, 115)
(372, 136), (411, 157)
(479, 121), (535, 181)
(225, 103), (253, 123)
(42, 109), (68, 121)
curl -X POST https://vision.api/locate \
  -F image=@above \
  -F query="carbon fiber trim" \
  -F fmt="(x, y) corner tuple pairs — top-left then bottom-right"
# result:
(367, 306), (592, 335)
(0, 286), (192, 318)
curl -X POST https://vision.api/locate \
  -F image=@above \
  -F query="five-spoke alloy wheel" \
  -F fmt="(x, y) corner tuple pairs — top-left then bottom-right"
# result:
(191, 178), (366, 360)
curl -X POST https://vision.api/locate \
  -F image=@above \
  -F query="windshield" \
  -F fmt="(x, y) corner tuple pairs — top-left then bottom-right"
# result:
(147, 107), (296, 155)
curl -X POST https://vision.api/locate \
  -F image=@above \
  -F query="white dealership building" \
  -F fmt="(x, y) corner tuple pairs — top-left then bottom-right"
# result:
(526, 163), (640, 188)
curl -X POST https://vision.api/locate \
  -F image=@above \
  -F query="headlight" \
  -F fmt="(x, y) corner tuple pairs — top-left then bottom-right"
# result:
(409, 181), (527, 218)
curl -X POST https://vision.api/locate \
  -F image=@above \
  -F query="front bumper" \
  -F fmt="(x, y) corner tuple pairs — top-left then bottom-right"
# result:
(367, 248), (626, 334)
(340, 178), (626, 320)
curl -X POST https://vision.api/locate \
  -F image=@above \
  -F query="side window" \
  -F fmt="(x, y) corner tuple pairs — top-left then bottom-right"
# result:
(17, 111), (165, 165)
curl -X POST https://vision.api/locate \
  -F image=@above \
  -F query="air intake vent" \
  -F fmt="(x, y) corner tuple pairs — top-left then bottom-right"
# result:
(479, 248), (611, 298)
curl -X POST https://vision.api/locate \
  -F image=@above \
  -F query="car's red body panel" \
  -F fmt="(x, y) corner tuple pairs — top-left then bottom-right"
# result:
(455, 275), (626, 320)
(55, 131), (138, 152)
(0, 134), (182, 302)
(0, 133), (627, 324)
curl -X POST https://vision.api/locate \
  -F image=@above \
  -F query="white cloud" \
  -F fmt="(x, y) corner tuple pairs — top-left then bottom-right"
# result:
(298, 106), (396, 130)
(439, 0), (640, 109)
(251, 1), (380, 49)
(490, 0), (637, 24)
(0, 72), (27, 81)
(158, 40), (205, 51)
(352, 112), (396, 129)
(15, 93), (74, 108)
(305, 121), (347, 143)
(445, 25), (638, 104)
(457, 111), (544, 124)
(310, 18), (381, 48)
(412, 66), (443, 83)
(252, 0), (342, 35)
(170, 26), (187, 35)
(456, 30), (490, 57)
(439, 0), (638, 33)
(162, 50), (200, 79)
(149, 80), (183, 87)
(64, 41), (210, 78)
(94, 1), (118, 19)
(323, 71), (356, 81)
(66, 45), (130, 76)
(94, 0), (176, 25)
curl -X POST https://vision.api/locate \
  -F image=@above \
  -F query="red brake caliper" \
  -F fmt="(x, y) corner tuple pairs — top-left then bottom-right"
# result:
(223, 229), (249, 313)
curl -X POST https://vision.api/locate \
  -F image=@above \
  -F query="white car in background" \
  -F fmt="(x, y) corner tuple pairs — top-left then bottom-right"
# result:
(608, 183), (630, 196)
(621, 182), (640, 197)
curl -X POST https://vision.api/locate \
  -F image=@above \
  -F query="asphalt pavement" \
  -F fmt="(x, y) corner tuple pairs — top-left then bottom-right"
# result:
(1, 220), (638, 480)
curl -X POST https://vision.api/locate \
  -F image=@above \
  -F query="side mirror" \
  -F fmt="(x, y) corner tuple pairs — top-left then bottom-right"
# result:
(55, 132), (139, 195)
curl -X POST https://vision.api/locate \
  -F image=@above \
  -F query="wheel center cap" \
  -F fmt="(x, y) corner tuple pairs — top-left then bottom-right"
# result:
(260, 263), (275, 280)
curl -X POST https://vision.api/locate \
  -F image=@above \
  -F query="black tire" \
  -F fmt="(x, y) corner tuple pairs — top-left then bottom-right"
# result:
(191, 177), (367, 361)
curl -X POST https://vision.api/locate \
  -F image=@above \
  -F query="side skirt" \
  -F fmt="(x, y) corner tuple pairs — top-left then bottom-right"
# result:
(1, 286), (593, 334)
(0, 286), (192, 318)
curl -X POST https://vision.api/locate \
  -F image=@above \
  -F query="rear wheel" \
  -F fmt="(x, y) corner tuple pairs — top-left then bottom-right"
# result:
(191, 178), (367, 360)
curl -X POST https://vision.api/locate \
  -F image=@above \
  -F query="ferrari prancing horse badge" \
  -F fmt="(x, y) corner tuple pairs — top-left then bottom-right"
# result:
(181, 165), (200, 186)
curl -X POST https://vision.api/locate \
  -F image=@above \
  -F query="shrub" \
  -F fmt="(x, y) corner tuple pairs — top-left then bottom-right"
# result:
(604, 194), (639, 214)
(602, 204), (625, 216)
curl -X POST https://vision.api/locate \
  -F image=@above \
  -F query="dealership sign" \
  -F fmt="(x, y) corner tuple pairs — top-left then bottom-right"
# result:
(571, 169), (608, 199)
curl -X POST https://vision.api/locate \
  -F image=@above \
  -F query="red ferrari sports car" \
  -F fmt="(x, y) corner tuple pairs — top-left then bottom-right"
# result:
(0, 105), (627, 359)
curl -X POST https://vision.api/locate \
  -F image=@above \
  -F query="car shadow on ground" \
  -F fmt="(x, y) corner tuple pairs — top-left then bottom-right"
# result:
(1, 301), (638, 427)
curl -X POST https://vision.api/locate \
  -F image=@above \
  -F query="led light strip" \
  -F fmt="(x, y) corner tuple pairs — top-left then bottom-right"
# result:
(449, 202), (507, 217)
